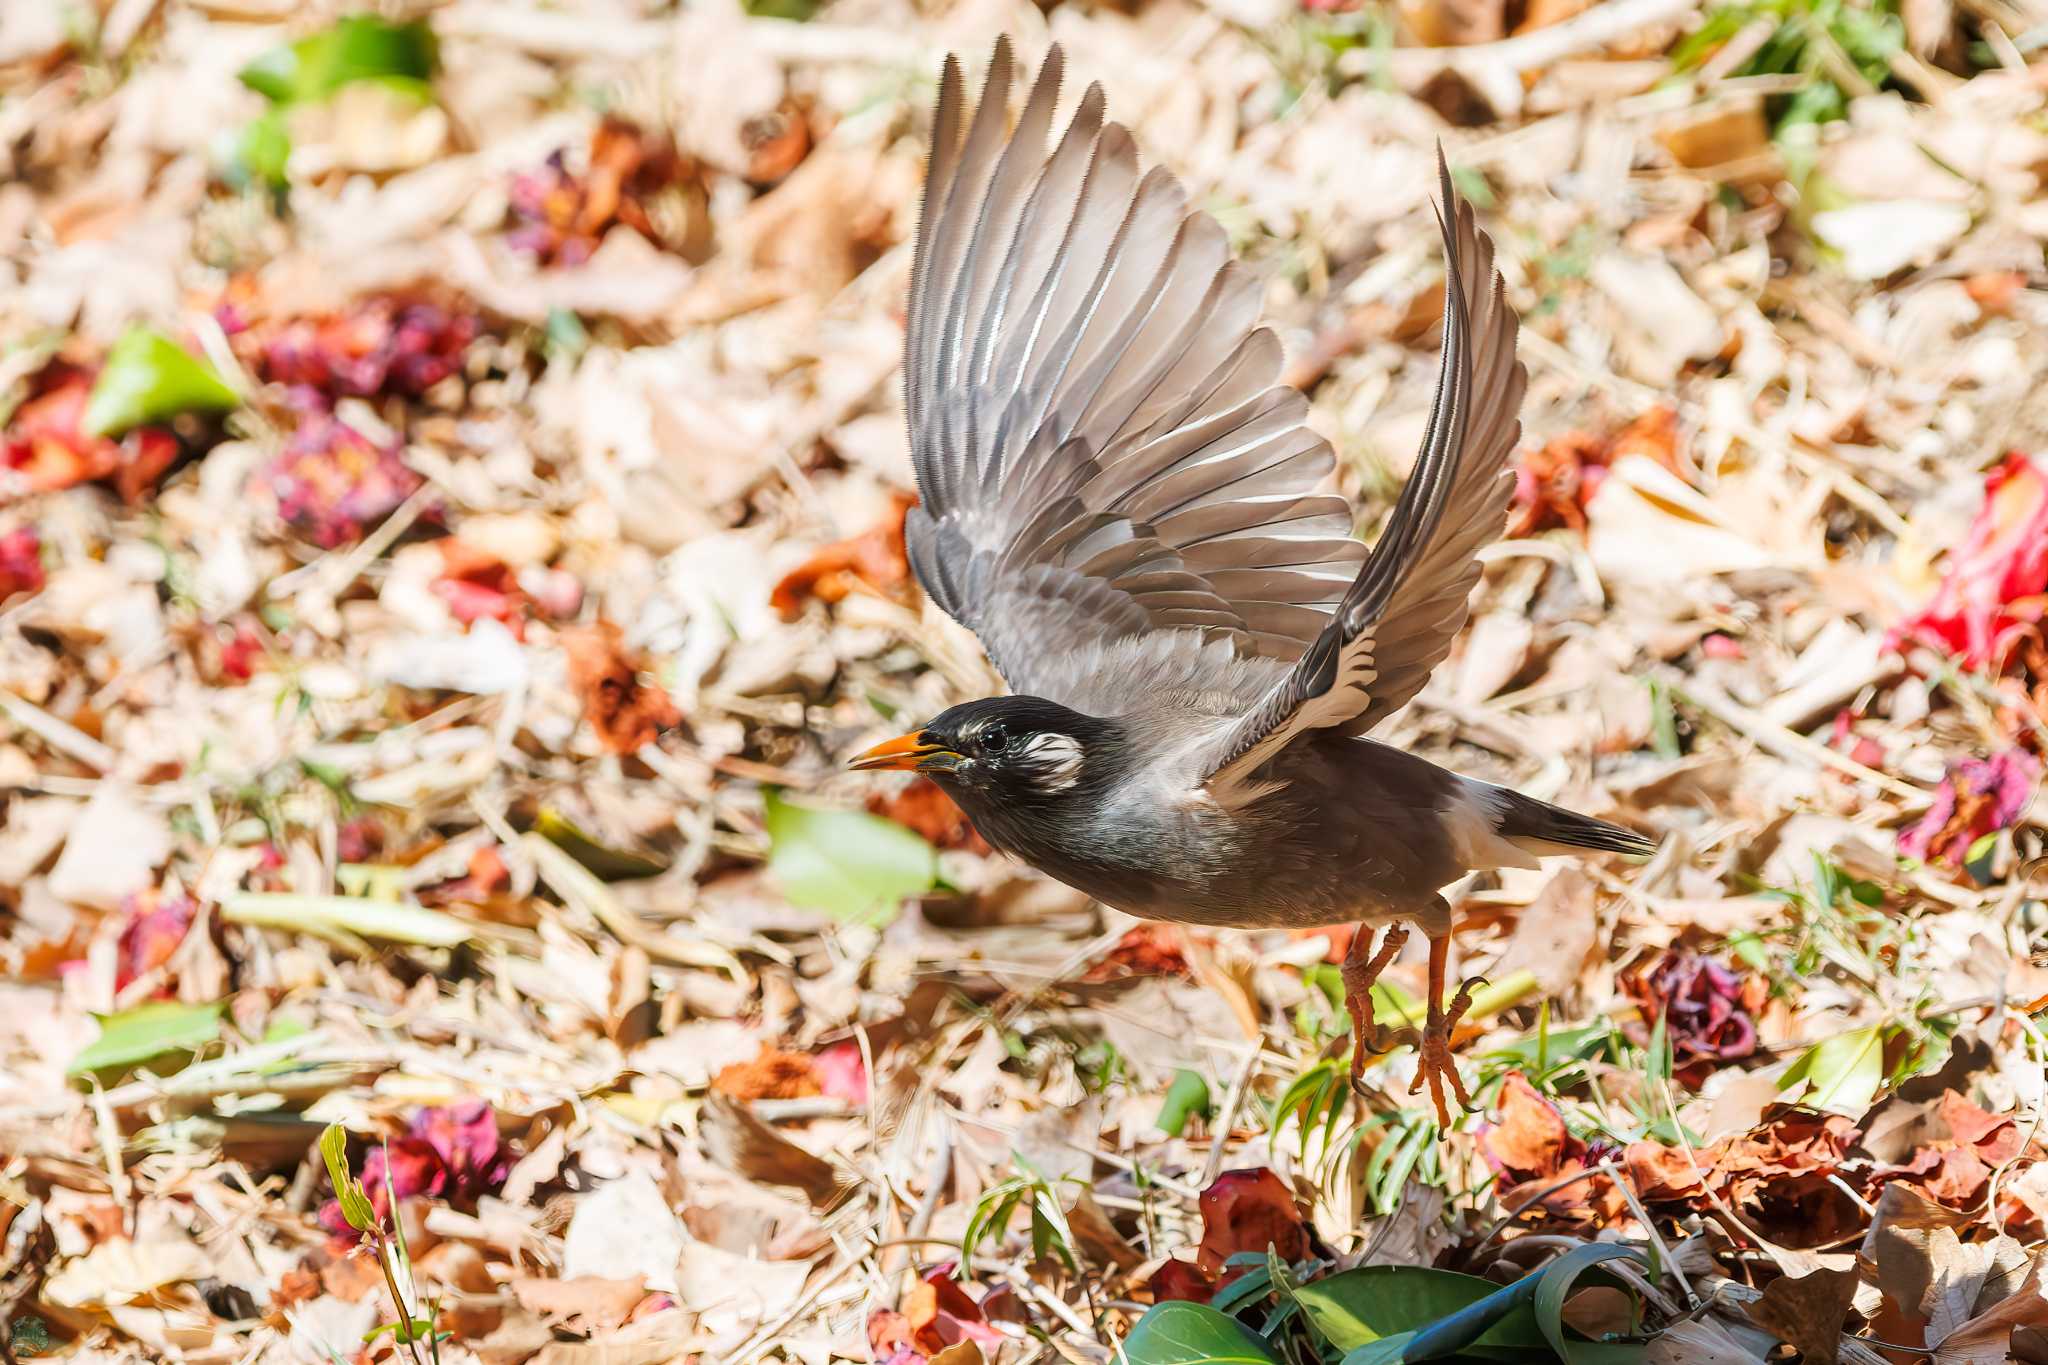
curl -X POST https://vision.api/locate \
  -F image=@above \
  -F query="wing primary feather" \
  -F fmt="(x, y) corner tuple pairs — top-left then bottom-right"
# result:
(905, 54), (965, 439)
(1201, 144), (1528, 789)
(901, 42), (1411, 708)
(979, 84), (1108, 492)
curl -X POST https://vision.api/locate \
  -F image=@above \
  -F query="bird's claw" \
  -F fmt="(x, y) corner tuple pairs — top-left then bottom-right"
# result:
(1342, 924), (1409, 1092)
(1407, 972), (1483, 1127)
(1409, 1020), (1474, 1127)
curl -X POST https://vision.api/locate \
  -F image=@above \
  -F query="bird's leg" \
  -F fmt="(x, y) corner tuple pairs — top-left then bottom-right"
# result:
(1409, 928), (1476, 1127)
(1341, 923), (1407, 1090)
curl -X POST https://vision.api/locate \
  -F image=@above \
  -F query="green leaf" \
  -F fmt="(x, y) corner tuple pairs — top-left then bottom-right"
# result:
(239, 15), (438, 107)
(1156, 1069), (1213, 1137)
(1779, 1024), (1884, 1113)
(82, 327), (240, 438)
(761, 788), (937, 926)
(1341, 1335), (1419, 1365)
(221, 892), (473, 948)
(69, 1000), (224, 1075)
(221, 109), (291, 191)
(1121, 1301), (1282, 1364)
(535, 806), (665, 880)
(1533, 1244), (1648, 1364)
(1293, 1265), (1547, 1356)
(318, 1123), (378, 1233)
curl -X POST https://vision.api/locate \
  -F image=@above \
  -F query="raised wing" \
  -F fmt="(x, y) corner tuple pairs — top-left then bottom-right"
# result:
(902, 39), (1367, 714)
(1203, 155), (1527, 795)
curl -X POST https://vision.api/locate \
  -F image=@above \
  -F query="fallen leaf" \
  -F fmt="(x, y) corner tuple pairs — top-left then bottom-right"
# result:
(1814, 202), (1971, 281)
(1935, 1252), (2048, 1365)
(1743, 1266), (1857, 1365)
(45, 1236), (211, 1308)
(1478, 1072), (1621, 1224)
(561, 1172), (683, 1296)
(510, 1275), (648, 1335)
(561, 621), (682, 755)
(770, 490), (917, 619)
(47, 783), (173, 911)
(698, 1090), (853, 1210)
(761, 788), (937, 926)
(82, 326), (239, 438)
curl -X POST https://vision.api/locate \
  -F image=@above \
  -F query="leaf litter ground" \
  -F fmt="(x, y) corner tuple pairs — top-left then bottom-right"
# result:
(3, 1), (2048, 1362)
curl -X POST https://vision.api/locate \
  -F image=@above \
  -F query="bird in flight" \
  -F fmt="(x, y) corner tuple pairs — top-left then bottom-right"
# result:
(851, 38), (1654, 1125)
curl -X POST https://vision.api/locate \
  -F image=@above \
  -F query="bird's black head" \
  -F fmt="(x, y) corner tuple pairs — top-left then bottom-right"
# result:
(847, 696), (1121, 801)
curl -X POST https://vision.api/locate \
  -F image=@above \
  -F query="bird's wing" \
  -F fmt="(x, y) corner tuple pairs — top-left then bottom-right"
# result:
(1201, 154), (1526, 796)
(903, 39), (1366, 714)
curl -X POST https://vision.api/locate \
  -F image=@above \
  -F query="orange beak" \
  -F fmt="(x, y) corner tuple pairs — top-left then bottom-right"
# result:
(848, 731), (960, 773)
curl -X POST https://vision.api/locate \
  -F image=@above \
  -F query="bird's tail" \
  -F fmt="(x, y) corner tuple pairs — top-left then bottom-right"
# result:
(1490, 785), (1657, 859)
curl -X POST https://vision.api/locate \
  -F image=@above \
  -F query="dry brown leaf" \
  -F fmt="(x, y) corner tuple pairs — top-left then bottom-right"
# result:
(1742, 1266), (1858, 1365)
(510, 1274), (649, 1335)
(770, 489), (918, 619)
(698, 1090), (854, 1210)
(561, 621), (682, 755)
(1489, 866), (1597, 999)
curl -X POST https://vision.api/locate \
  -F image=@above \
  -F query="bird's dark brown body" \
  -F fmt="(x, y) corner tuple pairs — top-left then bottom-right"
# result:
(951, 718), (1469, 935)
(850, 40), (1655, 1123)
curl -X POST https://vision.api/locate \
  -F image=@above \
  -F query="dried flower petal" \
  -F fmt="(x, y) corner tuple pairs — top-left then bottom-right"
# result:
(508, 118), (692, 265)
(239, 296), (478, 403)
(812, 1040), (868, 1105)
(1509, 407), (1686, 538)
(1892, 453), (2048, 671)
(113, 889), (196, 994)
(4, 365), (184, 502)
(265, 411), (422, 547)
(1898, 748), (2039, 867)
(411, 1100), (507, 1199)
(0, 526), (45, 599)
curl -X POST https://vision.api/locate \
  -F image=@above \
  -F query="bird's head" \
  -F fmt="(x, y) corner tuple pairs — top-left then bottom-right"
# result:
(847, 696), (1118, 802)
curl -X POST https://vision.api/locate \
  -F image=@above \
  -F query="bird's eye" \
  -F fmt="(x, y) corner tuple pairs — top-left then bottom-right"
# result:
(980, 722), (1012, 753)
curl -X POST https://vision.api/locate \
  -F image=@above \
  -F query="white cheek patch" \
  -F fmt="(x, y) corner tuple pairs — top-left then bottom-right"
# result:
(1018, 733), (1085, 792)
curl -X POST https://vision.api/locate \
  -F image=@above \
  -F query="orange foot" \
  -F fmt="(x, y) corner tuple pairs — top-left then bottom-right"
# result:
(1342, 924), (1407, 1092)
(1407, 931), (1478, 1127)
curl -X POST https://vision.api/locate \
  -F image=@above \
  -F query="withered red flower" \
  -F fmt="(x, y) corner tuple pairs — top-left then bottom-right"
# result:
(1891, 453), (2048, 671)
(560, 621), (680, 755)
(265, 411), (422, 548)
(0, 526), (45, 599)
(113, 888), (197, 994)
(770, 490), (919, 620)
(1509, 407), (1685, 538)
(3, 365), (181, 503)
(318, 1100), (509, 1244)
(1146, 1167), (1313, 1303)
(1620, 952), (1762, 1085)
(865, 777), (990, 854)
(812, 1040), (868, 1105)
(428, 538), (579, 638)
(410, 1099), (509, 1198)
(1081, 921), (1191, 982)
(217, 617), (266, 682)
(508, 118), (690, 266)
(1898, 748), (2038, 868)
(239, 296), (478, 403)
